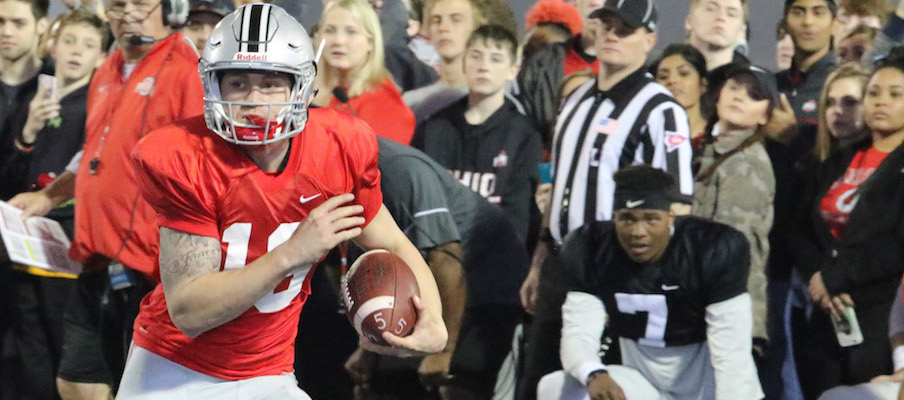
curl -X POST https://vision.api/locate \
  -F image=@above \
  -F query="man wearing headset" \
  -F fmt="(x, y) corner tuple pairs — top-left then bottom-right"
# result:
(7, 0), (204, 398)
(116, 4), (447, 399)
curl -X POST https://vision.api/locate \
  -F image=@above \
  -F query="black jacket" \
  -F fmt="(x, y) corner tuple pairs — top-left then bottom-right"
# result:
(792, 138), (904, 305)
(412, 97), (541, 241)
(516, 42), (566, 149)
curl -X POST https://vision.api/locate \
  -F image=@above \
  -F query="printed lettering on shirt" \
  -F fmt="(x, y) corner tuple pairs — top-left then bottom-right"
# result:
(834, 189), (860, 214)
(837, 167), (878, 187)
(451, 170), (497, 199)
(820, 147), (887, 238)
(823, 165), (877, 221)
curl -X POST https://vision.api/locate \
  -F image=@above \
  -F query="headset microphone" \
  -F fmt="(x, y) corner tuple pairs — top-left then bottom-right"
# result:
(332, 87), (357, 117)
(127, 35), (157, 46)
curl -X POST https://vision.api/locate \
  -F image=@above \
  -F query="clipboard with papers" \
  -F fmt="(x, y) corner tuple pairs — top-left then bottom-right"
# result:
(0, 200), (81, 274)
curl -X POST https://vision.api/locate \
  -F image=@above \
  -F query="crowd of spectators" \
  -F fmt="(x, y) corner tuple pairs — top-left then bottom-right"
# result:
(3, 0), (904, 399)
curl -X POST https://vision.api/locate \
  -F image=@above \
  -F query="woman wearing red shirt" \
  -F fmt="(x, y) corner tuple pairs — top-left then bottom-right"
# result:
(793, 48), (904, 399)
(313, 0), (415, 145)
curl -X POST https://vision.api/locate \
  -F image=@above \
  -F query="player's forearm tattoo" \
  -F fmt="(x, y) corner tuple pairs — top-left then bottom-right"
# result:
(160, 228), (221, 282)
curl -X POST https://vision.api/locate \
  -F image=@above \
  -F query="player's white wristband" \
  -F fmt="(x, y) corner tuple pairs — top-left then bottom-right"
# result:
(893, 346), (904, 371)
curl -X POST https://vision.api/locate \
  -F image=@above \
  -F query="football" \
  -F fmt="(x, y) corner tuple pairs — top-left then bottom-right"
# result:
(341, 249), (420, 346)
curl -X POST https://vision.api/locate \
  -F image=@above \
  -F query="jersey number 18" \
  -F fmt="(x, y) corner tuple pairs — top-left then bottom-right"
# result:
(222, 223), (311, 313)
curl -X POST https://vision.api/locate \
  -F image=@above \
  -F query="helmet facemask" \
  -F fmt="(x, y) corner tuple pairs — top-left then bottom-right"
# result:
(201, 63), (316, 145)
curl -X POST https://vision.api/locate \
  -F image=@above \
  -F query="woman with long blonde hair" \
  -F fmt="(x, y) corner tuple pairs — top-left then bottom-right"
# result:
(313, 0), (416, 144)
(814, 63), (871, 161)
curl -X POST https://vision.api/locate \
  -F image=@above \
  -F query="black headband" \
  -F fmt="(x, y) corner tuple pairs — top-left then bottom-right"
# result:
(613, 190), (675, 211)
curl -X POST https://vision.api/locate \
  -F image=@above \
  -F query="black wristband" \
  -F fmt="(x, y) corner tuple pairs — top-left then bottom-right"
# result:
(586, 369), (608, 384)
(14, 137), (35, 153)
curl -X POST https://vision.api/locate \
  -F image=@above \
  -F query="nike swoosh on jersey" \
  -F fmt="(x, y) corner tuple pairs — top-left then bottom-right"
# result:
(661, 284), (680, 291)
(300, 193), (322, 203)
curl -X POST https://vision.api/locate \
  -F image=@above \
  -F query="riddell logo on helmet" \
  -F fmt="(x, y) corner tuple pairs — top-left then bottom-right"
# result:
(234, 52), (267, 61)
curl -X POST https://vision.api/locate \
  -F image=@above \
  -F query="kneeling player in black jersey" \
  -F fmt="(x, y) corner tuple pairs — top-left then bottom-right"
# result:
(537, 166), (763, 400)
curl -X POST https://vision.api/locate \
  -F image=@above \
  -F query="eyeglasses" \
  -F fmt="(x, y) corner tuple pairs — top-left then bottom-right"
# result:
(105, 0), (161, 21)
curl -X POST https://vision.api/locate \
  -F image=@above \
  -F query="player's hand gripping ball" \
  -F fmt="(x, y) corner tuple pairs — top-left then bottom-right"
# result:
(342, 249), (420, 346)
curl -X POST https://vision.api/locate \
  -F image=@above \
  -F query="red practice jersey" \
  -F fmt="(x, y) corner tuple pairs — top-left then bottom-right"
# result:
(130, 110), (383, 380)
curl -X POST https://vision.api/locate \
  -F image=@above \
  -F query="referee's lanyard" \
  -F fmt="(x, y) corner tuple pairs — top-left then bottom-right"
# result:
(557, 93), (609, 238)
(89, 41), (172, 175)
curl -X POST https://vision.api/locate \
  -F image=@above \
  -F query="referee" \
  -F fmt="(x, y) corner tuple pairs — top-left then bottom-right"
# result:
(517, 0), (693, 398)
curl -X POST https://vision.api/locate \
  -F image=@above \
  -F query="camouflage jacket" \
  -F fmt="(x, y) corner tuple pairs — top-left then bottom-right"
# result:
(692, 128), (775, 339)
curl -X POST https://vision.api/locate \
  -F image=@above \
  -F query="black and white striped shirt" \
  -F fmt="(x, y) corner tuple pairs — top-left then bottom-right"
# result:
(550, 69), (693, 242)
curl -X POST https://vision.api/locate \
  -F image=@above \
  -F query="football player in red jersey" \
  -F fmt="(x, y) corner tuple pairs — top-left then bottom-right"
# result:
(115, 4), (447, 399)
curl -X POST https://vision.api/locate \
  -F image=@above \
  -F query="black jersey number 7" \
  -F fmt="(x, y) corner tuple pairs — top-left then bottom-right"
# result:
(614, 293), (669, 348)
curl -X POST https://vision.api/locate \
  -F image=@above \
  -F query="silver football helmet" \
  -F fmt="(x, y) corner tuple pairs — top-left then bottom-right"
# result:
(200, 3), (316, 145)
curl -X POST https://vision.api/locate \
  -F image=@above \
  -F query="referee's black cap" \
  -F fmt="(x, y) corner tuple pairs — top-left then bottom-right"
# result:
(589, 0), (658, 32)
